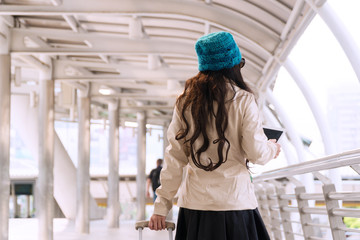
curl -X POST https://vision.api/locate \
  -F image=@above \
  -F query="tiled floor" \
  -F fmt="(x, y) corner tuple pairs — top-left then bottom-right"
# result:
(9, 218), (175, 240)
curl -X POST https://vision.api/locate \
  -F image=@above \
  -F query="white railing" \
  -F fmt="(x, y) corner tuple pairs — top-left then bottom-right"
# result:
(253, 149), (360, 240)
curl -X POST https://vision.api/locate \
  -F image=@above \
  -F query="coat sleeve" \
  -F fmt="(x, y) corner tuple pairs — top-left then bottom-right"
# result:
(153, 106), (189, 216)
(240, 94), (278, 165)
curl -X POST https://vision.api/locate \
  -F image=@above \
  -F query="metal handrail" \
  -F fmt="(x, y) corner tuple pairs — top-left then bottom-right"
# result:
(253, 148), (360, 240)
(253, 149), (360, 182)
(328, 191), (360, 200)
(308, 237), (326, 240)
(299, 193), (324, 200)
(331, 208), (360, 218)
(337, 226), (360, 233)
(302, 206), (328, 215)
(282, 206), (300, 213)
(279, 194), (296, 200)
(306, 222), (330, 228)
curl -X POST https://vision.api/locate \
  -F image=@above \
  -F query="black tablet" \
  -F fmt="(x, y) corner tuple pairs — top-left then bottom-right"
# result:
(263, 127), (283, 141)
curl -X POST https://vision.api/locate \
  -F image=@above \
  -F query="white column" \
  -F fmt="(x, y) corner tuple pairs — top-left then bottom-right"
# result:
(266, 90), (315, 195)
(107, 101), (120, 228)
(283, 59), (342, 192)
(136, 111), (147, 221)
(37, 55), (55, 240)
(283, 59), (335, 154)
(0, 19), (11, 240)
(306, 0), (360, 83)
(266, 89), (305, 163)
(263, 107), (297, 166)
(11, 184), (15, 218)
(76, 89), (91, 233)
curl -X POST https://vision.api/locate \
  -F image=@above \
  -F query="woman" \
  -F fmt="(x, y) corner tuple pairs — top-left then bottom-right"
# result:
(149, 31), (281, 240)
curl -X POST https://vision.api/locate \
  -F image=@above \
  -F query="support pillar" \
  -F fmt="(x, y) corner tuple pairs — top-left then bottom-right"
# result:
(11, 184), (15, 218)
(266, 89), (315, 196)
(27, 195), (31, 218)
(136, 111), (147, 221)
(283, 59), (335, 154)
(284, 59), (342, 193)
(76, 88), (91, 233)
(0, 19), (10, 240)
(14, 195), (19, 218)
(263, 107), (296, 166)
(107, 101), (120, 228)
(266, 89), (305, 164)
(36, 55), (55, 240)
(37, 55), (55, 240)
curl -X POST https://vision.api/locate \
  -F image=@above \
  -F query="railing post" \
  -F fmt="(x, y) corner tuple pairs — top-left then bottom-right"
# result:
(288, 176), (314, 240)
(322, 184), (346, 240)
(264, 182), (282, 240)
(312, 174), (345, 240)
(312, 171), (346, 239)
(254, 184), (272, 236)
(271, 180), (295, 240)
(294, 186), (314, 239)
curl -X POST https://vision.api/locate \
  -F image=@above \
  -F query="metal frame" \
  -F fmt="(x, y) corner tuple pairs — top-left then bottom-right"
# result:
(0, 18), (11, 240)
(254, 149), (360, 240)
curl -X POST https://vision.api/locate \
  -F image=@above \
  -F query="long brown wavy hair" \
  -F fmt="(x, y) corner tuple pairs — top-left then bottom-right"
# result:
(175, 63), (252, 171)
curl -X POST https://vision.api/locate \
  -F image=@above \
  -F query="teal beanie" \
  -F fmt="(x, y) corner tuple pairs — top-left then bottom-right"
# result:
(195, 31), (242, 71)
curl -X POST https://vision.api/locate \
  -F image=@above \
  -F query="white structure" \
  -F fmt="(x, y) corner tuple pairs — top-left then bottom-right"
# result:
(0, 0), (360, 239)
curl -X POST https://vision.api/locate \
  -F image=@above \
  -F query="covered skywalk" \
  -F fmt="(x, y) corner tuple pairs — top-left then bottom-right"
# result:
(1, 0), (360, 239)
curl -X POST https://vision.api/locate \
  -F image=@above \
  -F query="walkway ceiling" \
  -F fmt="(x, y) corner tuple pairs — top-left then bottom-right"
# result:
(0, 0), (320, 125)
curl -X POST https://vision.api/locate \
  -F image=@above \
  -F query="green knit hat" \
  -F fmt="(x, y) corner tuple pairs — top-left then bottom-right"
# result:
(195, 31), (242, 71)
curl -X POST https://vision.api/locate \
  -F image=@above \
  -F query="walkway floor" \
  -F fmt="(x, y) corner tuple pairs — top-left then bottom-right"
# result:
(9, 218), (175, 240)
(9, 218), (360, 239)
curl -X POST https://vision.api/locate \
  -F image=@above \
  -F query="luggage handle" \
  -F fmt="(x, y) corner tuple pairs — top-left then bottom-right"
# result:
(136, 221), (175, 240)
(135, 220), (175, 231)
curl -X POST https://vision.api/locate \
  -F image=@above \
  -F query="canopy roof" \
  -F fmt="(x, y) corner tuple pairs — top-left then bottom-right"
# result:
(0, 0), (320, 125)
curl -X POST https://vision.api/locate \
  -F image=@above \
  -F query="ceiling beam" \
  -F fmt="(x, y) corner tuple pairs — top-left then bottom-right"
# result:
(0, 15), (14, 27)
(50, 0), (62, 6)
(18, 55), (50, 72)
(53, 60), (196, 81)
(63, 15), (86, 33)
(0, 0), (279, 51)
(10, 28), (266, 69)
(10, 28), (197, 56)
(257, 5), (317, 101)
(119, 106), (173, 111)
(91, 94), (177, 101)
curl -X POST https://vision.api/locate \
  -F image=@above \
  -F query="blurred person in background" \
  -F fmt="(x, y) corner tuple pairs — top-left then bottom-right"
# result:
(146, 158), (163, 202)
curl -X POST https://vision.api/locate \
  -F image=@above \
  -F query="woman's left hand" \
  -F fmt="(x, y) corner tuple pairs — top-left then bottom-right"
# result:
(149, 214), (166, 231)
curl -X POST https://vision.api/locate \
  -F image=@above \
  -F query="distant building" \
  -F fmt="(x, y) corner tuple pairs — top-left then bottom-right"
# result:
(328, 83), (360, 153)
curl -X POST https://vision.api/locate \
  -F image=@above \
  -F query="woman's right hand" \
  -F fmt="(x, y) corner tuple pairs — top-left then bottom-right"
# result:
(270, 139), (281, 158)
(149, 214), (166, 231)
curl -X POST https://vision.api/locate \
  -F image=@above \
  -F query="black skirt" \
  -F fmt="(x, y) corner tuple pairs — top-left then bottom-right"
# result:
(175, 208), (270, 240)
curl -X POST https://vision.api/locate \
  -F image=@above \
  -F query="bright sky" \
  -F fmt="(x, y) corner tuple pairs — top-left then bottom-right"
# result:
(254, 0), (360, 174)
